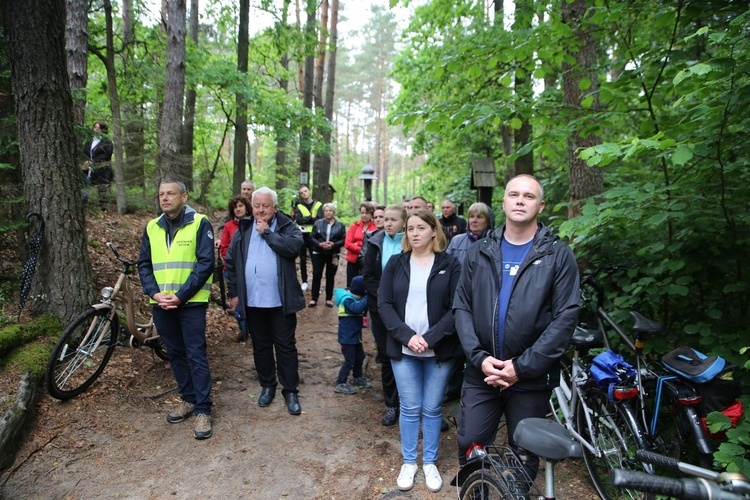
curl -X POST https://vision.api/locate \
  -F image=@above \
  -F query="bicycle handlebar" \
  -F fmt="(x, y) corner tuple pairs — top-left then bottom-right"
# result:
(610, 469), (747, 500)
(106, 242), (137, 267)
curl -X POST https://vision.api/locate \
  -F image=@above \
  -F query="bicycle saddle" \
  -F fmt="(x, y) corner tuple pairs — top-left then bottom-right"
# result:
(571, 325), (604, 348)
(513, 418), (582, 461)
(629, 311), (663, 334)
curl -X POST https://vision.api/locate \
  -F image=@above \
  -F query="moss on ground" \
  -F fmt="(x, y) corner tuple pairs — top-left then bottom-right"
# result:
(0, 314), (62, 377)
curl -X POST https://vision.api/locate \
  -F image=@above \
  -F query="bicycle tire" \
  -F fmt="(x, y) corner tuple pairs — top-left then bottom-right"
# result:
(46, 308), (118, 400)
(577, 386), (651, 500)
(459, 467), (529, 500)
(148, 337), (170, 361)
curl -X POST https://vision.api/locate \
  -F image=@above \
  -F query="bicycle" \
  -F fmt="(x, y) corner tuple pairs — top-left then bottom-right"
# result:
(46, 242), (169, 400)
(550, 264), (724, 498)
(550, 264), (681, 499)
(611, 449), (750, 499)
(452, 417), (582, 499)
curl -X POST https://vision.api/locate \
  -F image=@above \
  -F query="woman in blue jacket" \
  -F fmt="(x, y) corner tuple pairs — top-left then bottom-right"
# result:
(378, 209), (461, 493)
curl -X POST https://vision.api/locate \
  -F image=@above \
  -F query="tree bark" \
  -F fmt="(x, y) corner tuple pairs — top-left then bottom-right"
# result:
(313, 0), (328, 111)
(65, 0), (88, 128)
(299, 0), (316, 186)
(181, 0), (199, 192)
(275, 0), (293, 194)
(315, 0), (337, 203)
(100, 0), (126, 214)
(157, 0), (187, 185)
(513, 0), (534, 177)
(561, 0), (604, 218)
(121, 0), (146, 194)
(2, 0), (94, 320)
(233, 0), (249, 195)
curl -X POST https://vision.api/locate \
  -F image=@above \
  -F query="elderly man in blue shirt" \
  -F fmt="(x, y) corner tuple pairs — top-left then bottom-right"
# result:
(225, 187), (306, 415)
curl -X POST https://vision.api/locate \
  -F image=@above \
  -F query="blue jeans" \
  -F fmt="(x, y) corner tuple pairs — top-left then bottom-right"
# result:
(152, 304), (212, 415)
(392, 354), (454, 464)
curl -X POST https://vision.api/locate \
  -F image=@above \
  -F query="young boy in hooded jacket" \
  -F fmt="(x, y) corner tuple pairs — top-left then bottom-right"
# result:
(332, 276), (371, 394)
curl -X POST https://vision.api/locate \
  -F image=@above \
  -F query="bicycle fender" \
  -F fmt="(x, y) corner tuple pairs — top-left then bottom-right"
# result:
(450, 460), (486, 487)
(683, 405), (715, 455)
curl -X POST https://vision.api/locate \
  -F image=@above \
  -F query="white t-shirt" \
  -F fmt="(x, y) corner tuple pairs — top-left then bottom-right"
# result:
(403, 259), (435, 357)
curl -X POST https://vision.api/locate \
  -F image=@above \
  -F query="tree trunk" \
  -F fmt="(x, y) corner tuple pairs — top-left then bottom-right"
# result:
(313, 0), (328, 111)
(513, 0), (534, 177)
(299, 0), (316, 186)
(121, 0), (146, 194)
(157, 0), (187, 184)
(561, 0), (603, 218)
(275, 0), (292, 194)
(65, 0), (88, 128)
(2, 0), (94, 320)
(233, 0), (249, 195)
(315, 0), (337, 203)
(180, 0), (199, 192)
(91, 1), (125, 214)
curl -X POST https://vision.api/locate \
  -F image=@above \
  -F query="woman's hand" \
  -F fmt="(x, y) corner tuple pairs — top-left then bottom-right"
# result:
(407, 334), (428, 354)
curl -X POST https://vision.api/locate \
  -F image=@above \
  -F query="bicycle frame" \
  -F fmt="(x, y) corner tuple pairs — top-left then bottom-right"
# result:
(102, 242), (159, 345)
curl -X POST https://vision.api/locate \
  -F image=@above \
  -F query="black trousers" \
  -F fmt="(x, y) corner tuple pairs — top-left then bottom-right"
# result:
(244, 306), (300, 394)
(336, 343), (365, 384)
(457, 373), (551, 480)
(370, 311), (399, 408)
(345, 261), (360, 287)
(298, 233), (313, 283)
(311, 253), (336, 301)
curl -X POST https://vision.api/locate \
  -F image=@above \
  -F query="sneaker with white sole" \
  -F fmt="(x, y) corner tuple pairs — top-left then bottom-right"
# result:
(193, 413), (212, 440)
(423, 463), (443, 492)
(166, 400), (195, 424)
(397, 463), (418, 491)
(301, 282), (308, 292)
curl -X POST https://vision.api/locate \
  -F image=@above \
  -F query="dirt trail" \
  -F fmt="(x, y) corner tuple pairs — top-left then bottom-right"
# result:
(0, 213), (593, 499)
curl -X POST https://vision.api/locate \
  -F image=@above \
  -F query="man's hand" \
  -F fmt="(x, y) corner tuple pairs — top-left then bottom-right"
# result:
(153, 292), (181, 310)
(482, 356), (519, 389)
(229, 296), (239, 310)
(256, 219), (270, 234)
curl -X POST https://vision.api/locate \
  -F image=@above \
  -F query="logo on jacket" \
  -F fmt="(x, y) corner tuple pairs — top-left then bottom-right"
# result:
(207, 230), (214, 240)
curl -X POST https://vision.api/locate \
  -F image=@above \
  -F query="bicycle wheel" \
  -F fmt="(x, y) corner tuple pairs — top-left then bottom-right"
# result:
(459, 465), (529, 499)
(147, 337), (170, 361)
(577, 387), (650, 500)
(47, 308), (118, 400)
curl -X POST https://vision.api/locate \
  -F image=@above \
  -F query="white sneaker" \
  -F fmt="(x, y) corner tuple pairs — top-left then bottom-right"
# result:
(397, 463), (418, 491)
(301, 282), (308, 292)
(423, 463), (443, 492)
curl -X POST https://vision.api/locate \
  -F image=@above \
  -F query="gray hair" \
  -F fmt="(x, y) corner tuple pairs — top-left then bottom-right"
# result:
(252, 186), (278, 205)
(242, 180), (255, 189)
(322, 202), (336, 213)
(161, 178), (187, 194)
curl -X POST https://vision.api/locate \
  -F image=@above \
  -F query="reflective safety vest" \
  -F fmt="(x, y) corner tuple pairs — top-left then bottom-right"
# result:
(296, 200), (322, 233)
(146, 214), (212, 303)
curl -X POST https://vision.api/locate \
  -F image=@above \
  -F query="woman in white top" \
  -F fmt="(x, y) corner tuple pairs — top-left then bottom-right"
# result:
(377, 209), (462, 493)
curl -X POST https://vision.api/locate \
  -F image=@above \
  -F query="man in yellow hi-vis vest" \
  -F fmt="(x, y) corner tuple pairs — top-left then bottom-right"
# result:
(292, 184), (322, 291)
(138, 179), (215, 440)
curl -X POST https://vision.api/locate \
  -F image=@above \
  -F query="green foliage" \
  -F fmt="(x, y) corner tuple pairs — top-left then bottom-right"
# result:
(0, 314), (62, 360)
(710, 398), (750, 477)
(4, 342), (53, 379)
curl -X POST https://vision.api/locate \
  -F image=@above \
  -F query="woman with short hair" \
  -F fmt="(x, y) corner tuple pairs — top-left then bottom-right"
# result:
(309, 203), (346, 307)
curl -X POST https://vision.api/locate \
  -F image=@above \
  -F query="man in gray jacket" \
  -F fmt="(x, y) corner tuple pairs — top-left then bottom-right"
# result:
(225, 187), (306, 415)
(453, 175), (580, 479)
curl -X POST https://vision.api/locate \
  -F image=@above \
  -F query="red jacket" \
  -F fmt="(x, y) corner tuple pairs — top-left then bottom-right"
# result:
(344, 220), (376, 264)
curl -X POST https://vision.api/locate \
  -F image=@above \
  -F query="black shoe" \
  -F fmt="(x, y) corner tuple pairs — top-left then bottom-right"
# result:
(382, 406), (398, 426)
(284, 392), (301, 415)
(258, 387), (276, 407)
